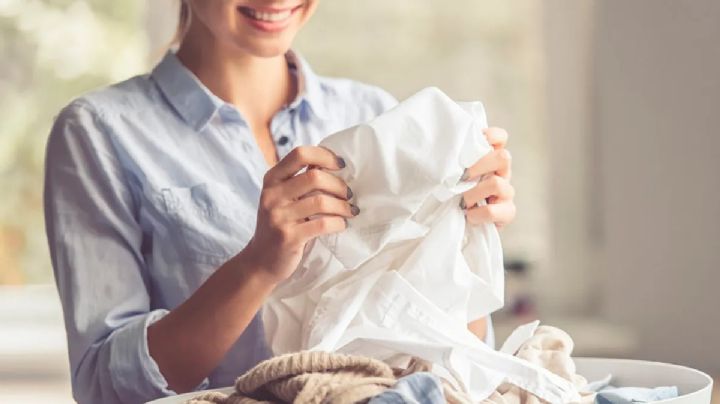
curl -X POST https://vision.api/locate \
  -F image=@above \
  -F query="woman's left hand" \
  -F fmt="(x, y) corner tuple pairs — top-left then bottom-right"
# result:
(460, 127), (516, 229)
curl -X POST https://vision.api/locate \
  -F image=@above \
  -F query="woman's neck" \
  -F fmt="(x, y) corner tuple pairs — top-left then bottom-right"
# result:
(175, 24), (295, 129)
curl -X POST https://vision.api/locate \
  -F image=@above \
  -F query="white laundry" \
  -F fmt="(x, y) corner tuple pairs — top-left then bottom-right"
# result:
(483, 325), (596, 404)
(262, 88), (579, 403)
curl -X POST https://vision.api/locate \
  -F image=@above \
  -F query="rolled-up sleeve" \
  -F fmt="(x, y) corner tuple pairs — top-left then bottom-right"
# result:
(44, 100), (207, 403)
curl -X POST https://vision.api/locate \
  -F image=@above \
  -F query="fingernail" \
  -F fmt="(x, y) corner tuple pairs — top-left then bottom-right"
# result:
(459, 198), (467, 210)
(460, 168), (469, 181)
(346, 186), (354, 200)
(350, 204), (360, 216)
(337, 157), (346, 169)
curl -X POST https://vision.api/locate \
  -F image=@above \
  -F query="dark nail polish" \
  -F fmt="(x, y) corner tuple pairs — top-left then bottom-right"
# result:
(459, 198), (467, 210)
(337, 157), (346, 169)
(351, 204), (360, 216)
(346, 187), (354, 200)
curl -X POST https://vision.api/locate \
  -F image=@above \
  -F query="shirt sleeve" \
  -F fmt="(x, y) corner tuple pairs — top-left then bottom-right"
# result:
(44, 100), (208, 403)
(371, 86), (399, 113)
(357, 84), (398, 118)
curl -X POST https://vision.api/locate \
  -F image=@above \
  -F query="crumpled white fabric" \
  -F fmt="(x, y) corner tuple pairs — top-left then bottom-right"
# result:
(262, 88), (579, 403)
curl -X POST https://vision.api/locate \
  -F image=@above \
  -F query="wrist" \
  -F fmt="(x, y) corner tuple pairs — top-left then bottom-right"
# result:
(233, 238), (284, 287)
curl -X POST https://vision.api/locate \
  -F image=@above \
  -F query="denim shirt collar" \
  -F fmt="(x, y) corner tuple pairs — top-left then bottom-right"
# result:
(151, 50), (327, 132)
(285, 50), (328, 120)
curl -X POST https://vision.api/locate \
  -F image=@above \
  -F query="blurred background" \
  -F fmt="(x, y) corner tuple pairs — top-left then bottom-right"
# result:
(1, 0), (718, 402)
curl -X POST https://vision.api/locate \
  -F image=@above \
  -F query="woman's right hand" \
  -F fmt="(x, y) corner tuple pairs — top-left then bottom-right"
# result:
(149, 146), (355, 392)
(243, 146), (358, 284)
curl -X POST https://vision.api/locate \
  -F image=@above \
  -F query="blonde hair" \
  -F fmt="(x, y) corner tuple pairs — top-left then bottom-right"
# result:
(172, 0), (192, 48)
(152, 0), (191, 62)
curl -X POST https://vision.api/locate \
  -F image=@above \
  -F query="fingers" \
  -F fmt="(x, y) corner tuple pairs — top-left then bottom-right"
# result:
(258, 146), (355, 246)
(483, 127), (508, 149)
(280, 169), (352, 202)
(284, 194), (359, 222)
(461, 175), (516, 228)
(262, 194), (353, 247)
(464, 127), (514, 229)
(264, 146), (345, 186)
(463, 148), (512, 181)
(461, 175), (514, 209)
(463, 127), (511, 181)
(465, 201), (516, 227)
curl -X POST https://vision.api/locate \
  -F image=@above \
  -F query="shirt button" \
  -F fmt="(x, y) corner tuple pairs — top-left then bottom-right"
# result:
(278, 136), (290, 146)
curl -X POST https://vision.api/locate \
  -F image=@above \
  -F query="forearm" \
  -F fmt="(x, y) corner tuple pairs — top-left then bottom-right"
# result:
(147, 248), (277, 393)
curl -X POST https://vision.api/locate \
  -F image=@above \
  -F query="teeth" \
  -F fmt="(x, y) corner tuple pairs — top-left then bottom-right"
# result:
(245, 8), (292, 22)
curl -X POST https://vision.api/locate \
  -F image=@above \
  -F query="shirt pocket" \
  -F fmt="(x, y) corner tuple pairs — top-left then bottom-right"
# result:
(153, 182), (257, 267)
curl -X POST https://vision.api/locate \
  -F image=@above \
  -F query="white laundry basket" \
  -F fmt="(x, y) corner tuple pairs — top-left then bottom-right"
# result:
(148, 358), (713, 404)
(575, 357), (713, 404)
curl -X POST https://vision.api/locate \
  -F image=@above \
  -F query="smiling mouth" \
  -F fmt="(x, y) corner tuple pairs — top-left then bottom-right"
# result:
(237, 4), (303, 23)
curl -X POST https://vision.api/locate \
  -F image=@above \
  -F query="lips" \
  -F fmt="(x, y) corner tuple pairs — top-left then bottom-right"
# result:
(239, 7), (291, 22)
(238, 4), (302, 31)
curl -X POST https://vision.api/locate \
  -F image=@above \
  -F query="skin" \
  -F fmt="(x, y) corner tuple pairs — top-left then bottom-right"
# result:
(148, 0), (516, 393)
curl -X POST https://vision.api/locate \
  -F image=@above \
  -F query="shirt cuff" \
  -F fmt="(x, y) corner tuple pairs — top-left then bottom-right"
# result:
(107, 309), (210, 402)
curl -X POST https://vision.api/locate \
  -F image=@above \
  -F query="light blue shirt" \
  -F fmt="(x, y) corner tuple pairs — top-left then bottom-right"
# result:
(44, 51), (396, 404)
(45, 51), (494, 404)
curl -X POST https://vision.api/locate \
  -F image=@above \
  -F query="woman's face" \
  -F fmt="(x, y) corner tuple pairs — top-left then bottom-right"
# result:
(188, 0), (318, 57)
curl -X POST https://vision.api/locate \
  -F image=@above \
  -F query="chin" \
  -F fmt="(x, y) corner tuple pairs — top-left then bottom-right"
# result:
(236, 36), (295, 58)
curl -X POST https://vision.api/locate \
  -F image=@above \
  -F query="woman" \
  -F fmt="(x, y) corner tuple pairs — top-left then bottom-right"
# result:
(44, 1), (516, 402)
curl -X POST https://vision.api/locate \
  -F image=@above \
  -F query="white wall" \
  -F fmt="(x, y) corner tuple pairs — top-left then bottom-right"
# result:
(594, 1), (720, 372)
(542, 0), (599, 315)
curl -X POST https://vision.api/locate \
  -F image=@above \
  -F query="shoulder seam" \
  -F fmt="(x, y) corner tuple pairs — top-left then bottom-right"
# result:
(57, 96), (141, 221)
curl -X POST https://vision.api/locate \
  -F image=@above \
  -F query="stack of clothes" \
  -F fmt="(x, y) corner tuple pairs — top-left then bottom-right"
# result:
(187, 325), (677, 404)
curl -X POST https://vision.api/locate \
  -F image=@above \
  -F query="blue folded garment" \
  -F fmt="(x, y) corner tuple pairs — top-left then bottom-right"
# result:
(369, 372), (446, 404)
(595, 386), (679, 404)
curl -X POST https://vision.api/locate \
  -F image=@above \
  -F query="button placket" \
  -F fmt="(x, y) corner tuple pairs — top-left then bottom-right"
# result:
(271, 109), (295, 157)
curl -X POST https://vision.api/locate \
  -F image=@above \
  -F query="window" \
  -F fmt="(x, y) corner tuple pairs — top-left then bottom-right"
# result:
(0, 0), (148, 284)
